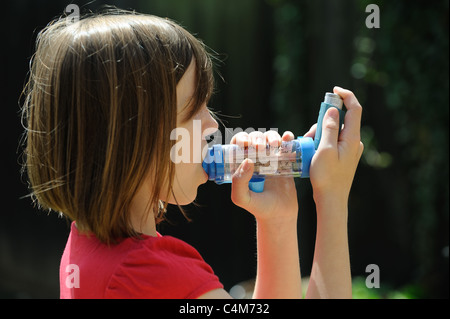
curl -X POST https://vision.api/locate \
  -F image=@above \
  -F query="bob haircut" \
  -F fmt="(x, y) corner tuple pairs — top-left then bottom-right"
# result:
(21, 9), (214, 244)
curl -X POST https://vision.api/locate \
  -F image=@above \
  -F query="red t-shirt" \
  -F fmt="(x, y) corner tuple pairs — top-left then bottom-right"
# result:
(60, 222), (223, 299)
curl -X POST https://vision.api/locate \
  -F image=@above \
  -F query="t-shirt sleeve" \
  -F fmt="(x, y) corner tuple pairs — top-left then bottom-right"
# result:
(104, 236), (223, 299)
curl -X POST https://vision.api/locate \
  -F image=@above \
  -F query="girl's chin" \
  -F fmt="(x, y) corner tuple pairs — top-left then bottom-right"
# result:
(201, 167), (209, 183)
(165, 167), (208, 205)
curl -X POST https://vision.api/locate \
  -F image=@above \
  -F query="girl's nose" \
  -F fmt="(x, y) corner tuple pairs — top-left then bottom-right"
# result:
(201, 107), (219, 138)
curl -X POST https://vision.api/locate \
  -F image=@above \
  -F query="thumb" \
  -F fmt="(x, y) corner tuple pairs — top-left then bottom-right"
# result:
(319, 107), (340, 150)
(231, 159), (254, 210)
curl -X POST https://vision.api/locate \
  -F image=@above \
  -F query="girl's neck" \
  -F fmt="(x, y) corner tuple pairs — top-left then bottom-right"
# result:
(129, 184), (158, 237)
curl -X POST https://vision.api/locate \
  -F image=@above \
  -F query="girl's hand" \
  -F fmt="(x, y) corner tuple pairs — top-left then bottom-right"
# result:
(304, 87), (364, 210)
(230, 131), (298, 223)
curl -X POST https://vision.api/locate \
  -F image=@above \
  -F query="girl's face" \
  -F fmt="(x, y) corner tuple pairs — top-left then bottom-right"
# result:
(164, 60), (218, 205)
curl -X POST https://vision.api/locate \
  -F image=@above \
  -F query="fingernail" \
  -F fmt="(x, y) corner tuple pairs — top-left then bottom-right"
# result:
(268, 136), (277, 145)
(239, 159), (249, 175)
(328, 107), (339, 120)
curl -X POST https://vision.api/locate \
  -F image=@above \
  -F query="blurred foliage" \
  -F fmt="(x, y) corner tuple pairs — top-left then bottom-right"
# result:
(356, 0), (449, 298)
(232, 276), (426, 299)
(266, 0), (449, 298)
(351, 277), (426, 299)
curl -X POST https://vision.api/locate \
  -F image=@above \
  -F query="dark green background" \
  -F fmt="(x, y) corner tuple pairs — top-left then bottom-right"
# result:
(1, 0), (448, 298)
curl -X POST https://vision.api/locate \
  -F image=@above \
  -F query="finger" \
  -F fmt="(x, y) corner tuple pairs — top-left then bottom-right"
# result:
(248, 131), (266, 150)
(230, 132), (249, 148)
(318, 107), (340, 150)
(231, 159), (254, 210)
(333, 86), (362, 140)
(358, 141), (364, 159)
(281, 131), (295, 142)
(303, 124), (317, 139)
(264, 130), (282, 147)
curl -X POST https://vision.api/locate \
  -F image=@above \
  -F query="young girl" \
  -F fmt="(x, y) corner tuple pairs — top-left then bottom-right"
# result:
(22, 9), (363, 299)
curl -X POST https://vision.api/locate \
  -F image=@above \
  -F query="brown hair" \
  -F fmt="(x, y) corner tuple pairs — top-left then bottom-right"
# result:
(21, 9), (214, 244)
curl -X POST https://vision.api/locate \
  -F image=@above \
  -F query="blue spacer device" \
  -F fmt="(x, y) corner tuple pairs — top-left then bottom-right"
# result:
(202, 137), (316, 193)
(203, 92), (344, 192)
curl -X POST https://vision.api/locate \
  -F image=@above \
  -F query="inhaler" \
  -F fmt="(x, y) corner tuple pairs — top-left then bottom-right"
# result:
(202, 92), (345, 192)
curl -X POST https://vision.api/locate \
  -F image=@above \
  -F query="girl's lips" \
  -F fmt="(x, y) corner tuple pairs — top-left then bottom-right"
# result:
(201, 142), (209, 162)
(201, 162), (209, 182)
